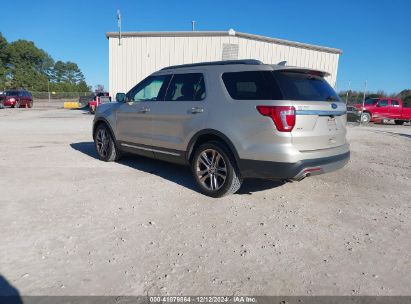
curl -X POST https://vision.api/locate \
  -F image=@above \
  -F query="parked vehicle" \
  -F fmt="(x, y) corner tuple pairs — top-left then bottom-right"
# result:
(354, 98), (411, 124)
(0, 89), (33, 108)
(93, 59), (350, 197)
(88, 92), (112, 114)
(346, 105), (361, 122)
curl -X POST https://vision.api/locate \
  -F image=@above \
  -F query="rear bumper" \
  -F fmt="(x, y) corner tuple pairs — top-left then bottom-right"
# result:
(238, 151), (350, 180)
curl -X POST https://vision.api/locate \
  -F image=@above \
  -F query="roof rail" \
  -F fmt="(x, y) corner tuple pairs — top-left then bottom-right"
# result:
(161, 59), (263, 70)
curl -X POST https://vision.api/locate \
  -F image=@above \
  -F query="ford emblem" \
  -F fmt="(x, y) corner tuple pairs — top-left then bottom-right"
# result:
(331, 103), (338, 109)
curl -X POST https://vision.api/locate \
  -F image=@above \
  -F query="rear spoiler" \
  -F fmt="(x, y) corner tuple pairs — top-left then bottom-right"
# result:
(272, 66), (331, 77)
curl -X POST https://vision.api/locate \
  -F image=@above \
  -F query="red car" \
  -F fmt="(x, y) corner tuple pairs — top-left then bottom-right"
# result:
(0, 90), (33, 108)
(354, 98), (411, 124)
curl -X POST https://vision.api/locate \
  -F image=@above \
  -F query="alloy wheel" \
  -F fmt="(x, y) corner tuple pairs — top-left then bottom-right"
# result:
(96, 128), (110, 158)
(196, 149), (227, 191)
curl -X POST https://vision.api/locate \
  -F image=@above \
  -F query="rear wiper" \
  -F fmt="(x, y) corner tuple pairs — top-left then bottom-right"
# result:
(326, 96), (339, 101)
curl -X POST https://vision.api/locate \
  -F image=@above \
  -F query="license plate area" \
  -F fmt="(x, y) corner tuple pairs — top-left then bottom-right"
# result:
(327, 117), (338, 130)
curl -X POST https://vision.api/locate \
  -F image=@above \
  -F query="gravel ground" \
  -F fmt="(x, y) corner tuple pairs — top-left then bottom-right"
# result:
(0, 105), (410, 296)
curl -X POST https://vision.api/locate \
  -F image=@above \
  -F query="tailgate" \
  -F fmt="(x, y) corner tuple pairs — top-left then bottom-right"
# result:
(291, 101), (347, 152)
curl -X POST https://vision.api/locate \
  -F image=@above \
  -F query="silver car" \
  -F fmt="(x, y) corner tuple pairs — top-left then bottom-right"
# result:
(93, 60), (349, 197)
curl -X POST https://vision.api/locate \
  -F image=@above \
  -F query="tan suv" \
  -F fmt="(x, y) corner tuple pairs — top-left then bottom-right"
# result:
(93, 60), (350, 197)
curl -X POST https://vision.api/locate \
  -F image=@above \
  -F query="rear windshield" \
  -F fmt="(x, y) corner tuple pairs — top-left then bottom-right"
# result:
(273, 71), (341, 102)
(5, 91), (19, 96)
(222, 71), (341, 102)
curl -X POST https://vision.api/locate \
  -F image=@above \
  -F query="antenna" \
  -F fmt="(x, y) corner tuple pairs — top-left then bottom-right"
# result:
(191, 20), (196, 32)
(117, 9), (122, 46)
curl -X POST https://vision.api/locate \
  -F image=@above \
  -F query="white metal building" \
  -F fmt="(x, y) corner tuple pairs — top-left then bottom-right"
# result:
(106, 30), (342, 97)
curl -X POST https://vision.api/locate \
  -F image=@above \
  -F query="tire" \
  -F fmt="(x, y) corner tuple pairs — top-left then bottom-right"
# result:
(94, 124), (121, 162)
(361, 112), (371, 123)
(28, 101), (33, 108)
(394, 120), (405, 125)
(191, 141), (242, 198)
(14, 100), (20, 108)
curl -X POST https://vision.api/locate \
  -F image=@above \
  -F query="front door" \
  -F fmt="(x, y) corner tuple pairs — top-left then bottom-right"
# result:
(373, 99), (390, 120)
(116, 75), (171, 157)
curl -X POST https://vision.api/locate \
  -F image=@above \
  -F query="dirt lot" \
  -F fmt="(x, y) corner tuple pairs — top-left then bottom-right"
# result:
(0, 104), (410, 296)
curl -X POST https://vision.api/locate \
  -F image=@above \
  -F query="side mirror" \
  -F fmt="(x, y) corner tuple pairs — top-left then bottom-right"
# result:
(376, 103), (380, 107)
(116, 92), (126, 103)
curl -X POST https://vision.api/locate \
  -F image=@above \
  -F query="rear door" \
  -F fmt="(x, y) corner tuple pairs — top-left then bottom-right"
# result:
(389, 99), (402, 119)
(273, 70), (347, 152)
(148, 71), (208, 162)
(18, 91), (26, 104)
(22, 91), (29, 106)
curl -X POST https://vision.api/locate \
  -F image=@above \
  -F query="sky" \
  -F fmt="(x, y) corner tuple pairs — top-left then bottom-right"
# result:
(1, 0), (410, 93)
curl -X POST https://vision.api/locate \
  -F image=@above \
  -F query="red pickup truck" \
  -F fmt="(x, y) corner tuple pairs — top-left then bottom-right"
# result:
(88, 92), (111, 114)
(354, 98), (411, 124)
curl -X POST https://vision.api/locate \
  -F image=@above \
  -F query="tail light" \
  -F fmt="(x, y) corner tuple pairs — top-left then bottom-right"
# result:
(9, 98), (15, 102)
(256, 105), (296, 132)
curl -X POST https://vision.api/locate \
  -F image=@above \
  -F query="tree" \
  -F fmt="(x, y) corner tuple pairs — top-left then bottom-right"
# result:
(51, 61), (85, 85)
(0, 32), (90, 92)
(0, 33), (10, 89)
(5, 39), (54, 90)
(95, 84), (105, 92)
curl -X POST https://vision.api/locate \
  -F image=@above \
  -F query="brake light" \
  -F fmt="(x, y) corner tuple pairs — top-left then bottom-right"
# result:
(256, 105), (296, 132)
(9, 98), (15, 102)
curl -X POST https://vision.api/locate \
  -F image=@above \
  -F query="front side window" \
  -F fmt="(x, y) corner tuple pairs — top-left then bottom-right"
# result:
(364, 98), (379, 106)
(165, 73), (206, 101)
(128, 75), (170, 102)
(378, 99), (389, 107)
(6, 91), (19, 96)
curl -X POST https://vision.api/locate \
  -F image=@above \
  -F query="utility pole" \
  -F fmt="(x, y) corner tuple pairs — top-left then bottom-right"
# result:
(360, 80), (368, 125)
(117, 10), (122, 46)
(345, 81), (351, 104)
(47, 80), (51, 103)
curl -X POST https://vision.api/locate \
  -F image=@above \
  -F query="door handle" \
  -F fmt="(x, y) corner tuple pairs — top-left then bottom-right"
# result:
(191, 107), (204, 114)
(138, 107), (150, 113)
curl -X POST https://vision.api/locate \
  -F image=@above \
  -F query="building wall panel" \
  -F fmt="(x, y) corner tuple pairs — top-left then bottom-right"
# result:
(109, 34), (340, 97)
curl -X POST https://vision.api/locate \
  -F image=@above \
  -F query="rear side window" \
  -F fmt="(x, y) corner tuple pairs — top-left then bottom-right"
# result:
(391, 100), (399, 106)
(222, 71), (282, 100)
(273, 71), (341, 102)
(378, 99), (388, 107)
(165, 73), (205, 101)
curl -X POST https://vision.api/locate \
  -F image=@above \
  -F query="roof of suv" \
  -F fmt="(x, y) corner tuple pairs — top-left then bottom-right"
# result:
(4, 89), (28, 92)
(155, 59), (330, 77)
(161, 59), (263, 70)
